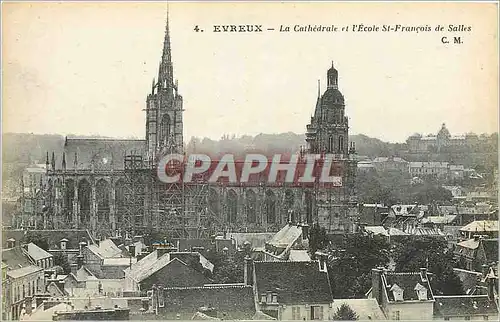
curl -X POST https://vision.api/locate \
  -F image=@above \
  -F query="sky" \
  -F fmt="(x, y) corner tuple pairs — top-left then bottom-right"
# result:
(2, 2), (498, 143)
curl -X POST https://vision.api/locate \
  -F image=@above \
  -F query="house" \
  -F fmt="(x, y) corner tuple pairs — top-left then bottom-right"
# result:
(24, 243), (54, 269)
(454, 236), (498, 271)
(367, 267), (435, 320)
(151, 284), (256, 320)
(359, 204), (390, 226)
(459, 221), (498, 239)
(409, 162), (449, 179)
(249, 257), (333, 320)
(81, 239), (136, 279)
(123, 250), (212, 292)
(2, 245), (45, 320)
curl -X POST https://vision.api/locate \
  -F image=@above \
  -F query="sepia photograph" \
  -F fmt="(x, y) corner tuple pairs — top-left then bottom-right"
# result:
(1, 1), (499, 321)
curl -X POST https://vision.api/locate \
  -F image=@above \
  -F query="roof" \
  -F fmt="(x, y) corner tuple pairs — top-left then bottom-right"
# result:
(453, 268), (482, 295)
(62, 137), (146, 170)
(126, 251), (189, 283)
(434, 295), (498, 317)
(382, 271), (434, 302)
(2, 229), (93, 250)
(331, 299), (386, 320)
(289, 250), (311, 262)
(102, 257), (137, 266)
(71, 266), (95, 282)
(267, 224), (303, 248)
(422, 215), (457, 225)
(365, 226), (389, 237)
(253, 261), (333, 305)
(87, 239), (123, 259)
(2, 246), (32, 268)
(6, 265), (43, 279)
(160, 285), (255, 320)
(372, 157), (407, 163)
(460, 221), (498, 233)
(27, 242), (53, 261)
(21, 302), (74, 321)
(457, 239), (480, 250)
(387, 227), (409, 236)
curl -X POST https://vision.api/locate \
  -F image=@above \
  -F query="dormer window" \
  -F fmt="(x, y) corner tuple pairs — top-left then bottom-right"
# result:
(414, 283), (428, 301)
(390, 284), (404, 301)
(261, 294), (267, 303)
(272, 293), (278, 303)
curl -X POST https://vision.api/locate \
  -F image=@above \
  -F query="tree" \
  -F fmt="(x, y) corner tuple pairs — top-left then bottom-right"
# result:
(53, 252), (71, 274)
(393, 236), (464, 295)
(308, 223), (327, 259)
(25, 232), (49, 251)
(332, 303), (359, 320)
(327, 234), (390, 298)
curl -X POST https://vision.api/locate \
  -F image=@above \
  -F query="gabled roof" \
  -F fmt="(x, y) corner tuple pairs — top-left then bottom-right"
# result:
(253, 261), (333, 305)
(26, 242), (53, 261)
(87, 239), (123, 259)
(433, 295), (498, 317)
(381, 271), (434, 302)
(71, 266), (95, 282)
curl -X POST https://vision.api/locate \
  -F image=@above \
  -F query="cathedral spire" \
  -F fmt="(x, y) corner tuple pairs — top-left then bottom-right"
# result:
(158, 9), (174, 90)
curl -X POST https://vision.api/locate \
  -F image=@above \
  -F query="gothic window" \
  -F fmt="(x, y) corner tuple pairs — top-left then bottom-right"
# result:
(338, 136), (344, 153)
(246, 190), (257, 223)
(328, 136), (334, 153)
(96, 179), (110, 223)
(265, 190), (276, 224)
(78, 179), (91, 224)
(226, 190), (237, 224)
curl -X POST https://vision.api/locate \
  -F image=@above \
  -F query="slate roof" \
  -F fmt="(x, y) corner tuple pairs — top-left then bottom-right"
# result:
(72, 266), (95, 282)
(2, 229), (94, 250)
(453, 268), (483, 295)
(253, 261), (333, 305)
(26, 242), (53, 261)
(160, 285), (255, 320)
(381, 272), (434, 302)
(6, 265), (43, 279)
(62, 137), (146, 170)
(2, 247), (32, 268)
(460, 221), (498, 233)
(433, 295), (498, 317)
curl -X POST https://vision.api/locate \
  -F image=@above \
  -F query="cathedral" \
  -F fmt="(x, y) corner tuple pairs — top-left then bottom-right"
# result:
(31, 16), (358, 239)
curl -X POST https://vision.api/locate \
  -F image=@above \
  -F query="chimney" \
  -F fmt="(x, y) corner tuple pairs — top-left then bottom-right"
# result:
(420, 267), (428, 282)
(76, 254), (84, 269)
(60, 238), (68, 250)
(7, 238), (16, 249)
(371, 268), (383, 305)
(244, 256), (254, 286)
(78, 241), (87, 254)
(129, 244), (136, 258)
(301, 224), (309, 240)
(317, 252), (327, 272)
(70, 263), (78, 275)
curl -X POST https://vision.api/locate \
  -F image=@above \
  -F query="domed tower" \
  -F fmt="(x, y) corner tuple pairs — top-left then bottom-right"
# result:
(306, 62), (349, 155)
(436, 123), (451, 152)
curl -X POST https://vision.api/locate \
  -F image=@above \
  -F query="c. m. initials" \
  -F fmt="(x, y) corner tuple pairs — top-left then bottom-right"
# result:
(441, 36), (463, 44)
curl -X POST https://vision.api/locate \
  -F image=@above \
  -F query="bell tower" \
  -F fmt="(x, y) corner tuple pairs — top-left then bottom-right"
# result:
(146, 13), (184, 163)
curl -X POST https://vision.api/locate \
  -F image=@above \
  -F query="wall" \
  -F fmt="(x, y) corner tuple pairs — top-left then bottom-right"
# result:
(279, 303), (331, 321)
(383, 301), (433, 320)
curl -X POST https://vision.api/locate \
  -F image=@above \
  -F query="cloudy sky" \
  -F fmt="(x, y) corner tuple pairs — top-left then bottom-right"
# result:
(2, 2), (498, 143)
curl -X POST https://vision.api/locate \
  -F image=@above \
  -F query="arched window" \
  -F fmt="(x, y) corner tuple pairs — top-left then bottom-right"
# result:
(226, 190), (237, 224)
(246, 190), (257, 224)
(265, 190), (276, 224)
(328, 136), (334, 153)
(338, 136), (344, 153)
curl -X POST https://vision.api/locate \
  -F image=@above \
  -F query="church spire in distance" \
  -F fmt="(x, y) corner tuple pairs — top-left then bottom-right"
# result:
(158, 6), (174, 90)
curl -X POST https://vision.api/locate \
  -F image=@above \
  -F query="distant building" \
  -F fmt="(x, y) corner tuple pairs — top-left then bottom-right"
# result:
(406, 123), (491, 153)
(454, 236), (498, 271)
(371, 157), (408, 172)
(459, 220), (498, 239)
(408, 161), (449, 179)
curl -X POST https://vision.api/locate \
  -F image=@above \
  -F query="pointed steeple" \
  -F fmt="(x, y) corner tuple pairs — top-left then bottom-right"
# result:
(51, 152), (56, 171)
(158, 10), (174, 91)
(62, 152), (66, 170)
(45, 152), (49, 169)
